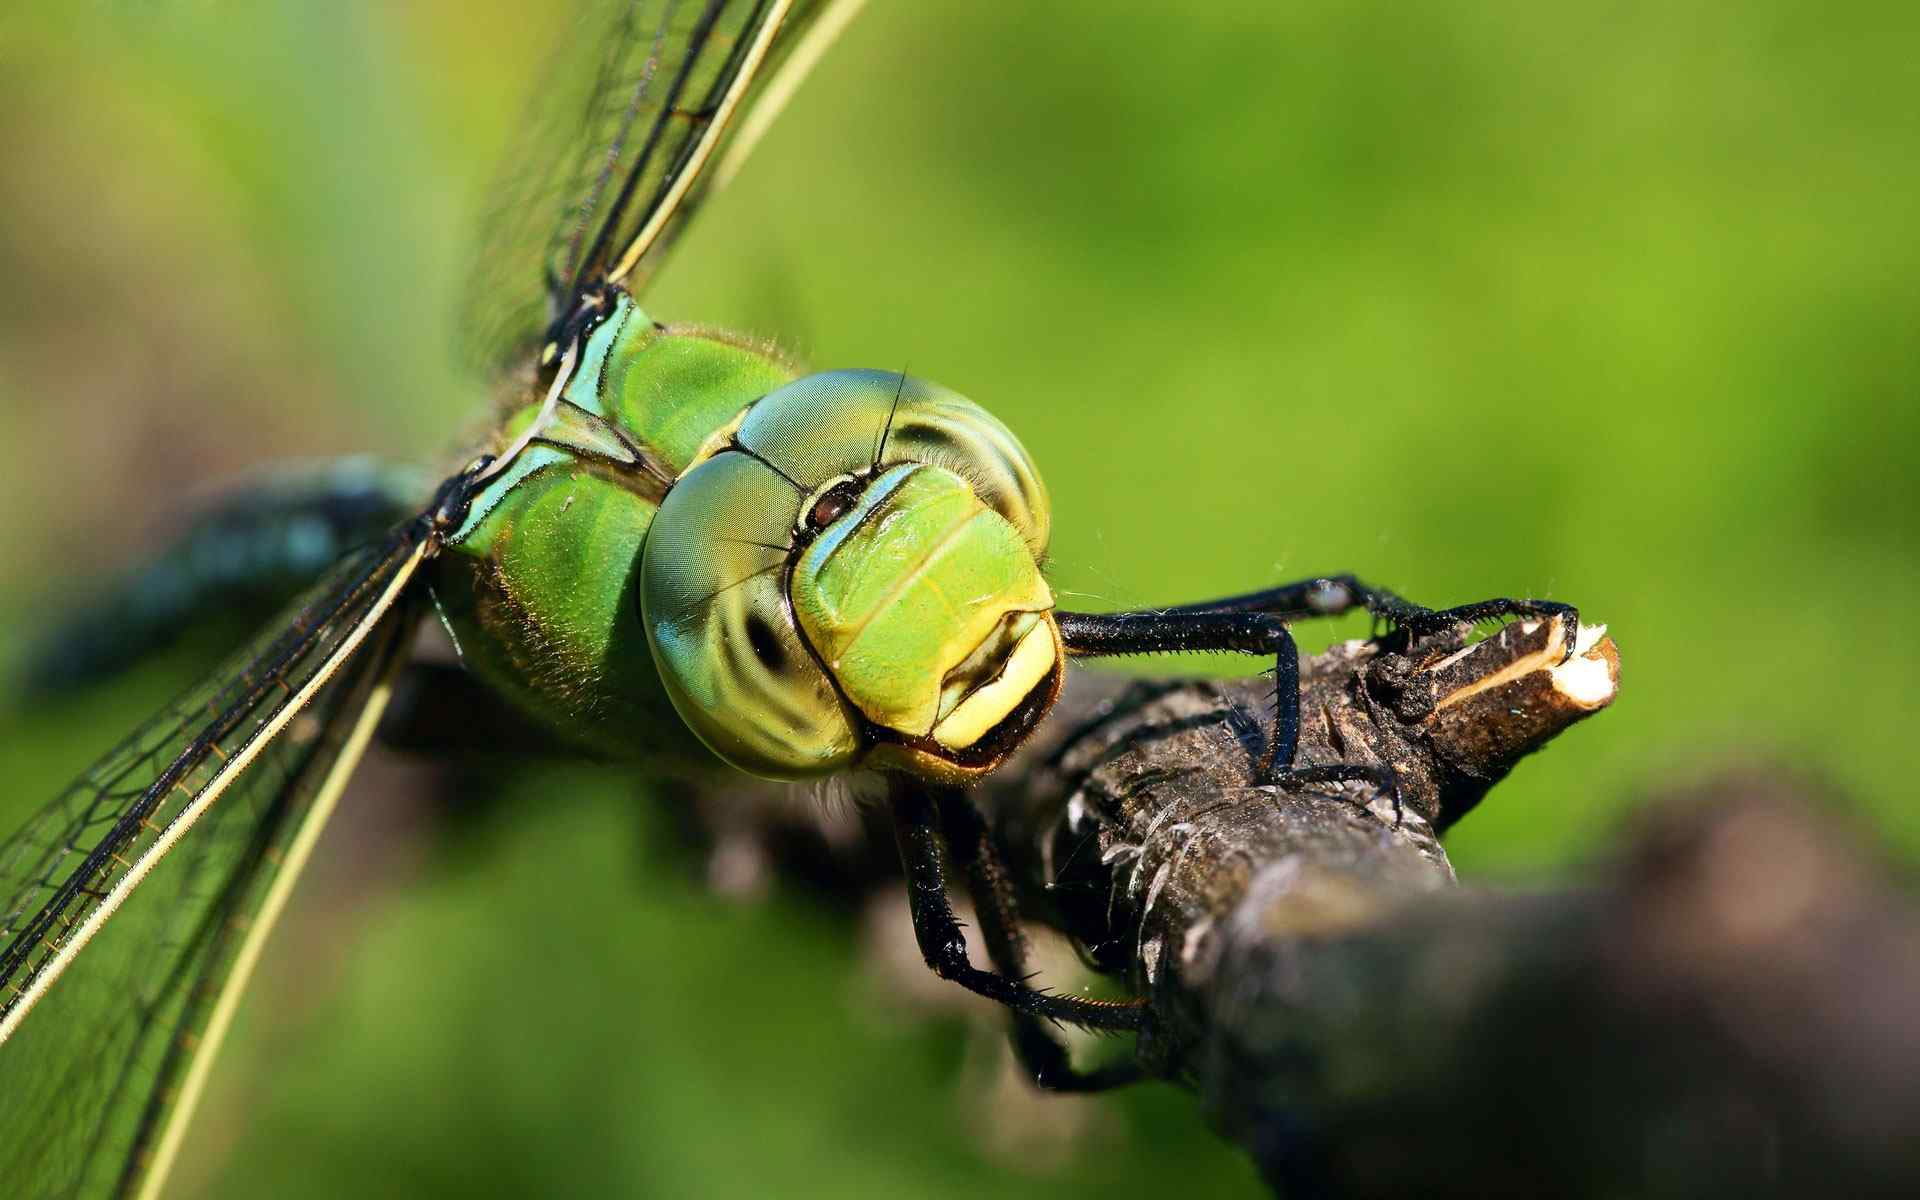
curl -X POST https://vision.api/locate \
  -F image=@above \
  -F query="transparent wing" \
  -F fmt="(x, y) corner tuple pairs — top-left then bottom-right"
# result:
(0, 523), (433, 1199)
(460, 0), (859, 372)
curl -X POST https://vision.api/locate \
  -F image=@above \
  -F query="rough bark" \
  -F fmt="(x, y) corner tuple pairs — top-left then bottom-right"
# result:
(965, 619), (1920, 1198)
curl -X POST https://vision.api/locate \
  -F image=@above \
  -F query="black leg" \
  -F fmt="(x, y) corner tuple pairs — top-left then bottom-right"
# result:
(1149, 574), (1578, 657)
(1154, 574), (1424, 621)
(1055, 578), (1580, 822)
(890, 779), (1146, 1034)
(1054, 608), (1400, 816)
(936, 789), (1144, 1092)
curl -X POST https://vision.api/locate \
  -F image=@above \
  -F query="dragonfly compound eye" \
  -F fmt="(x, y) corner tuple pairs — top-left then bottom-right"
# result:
(642, 451), (860, 779)
(643, 370), (1063, 782)
(730, 369), (1051, 562)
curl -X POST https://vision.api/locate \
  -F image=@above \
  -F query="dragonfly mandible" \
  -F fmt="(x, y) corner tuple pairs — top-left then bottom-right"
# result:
(0, 2), (1582, 1195)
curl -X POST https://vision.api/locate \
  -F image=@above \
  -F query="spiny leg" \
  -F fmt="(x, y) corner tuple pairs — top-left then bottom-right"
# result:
(889, 778), (1146, 1034)
(1054, 608), (1399, 814)
(1152, 574), (1578, 655)
(1055, 579), (1579, 819)
(934, 788), (1143, 1092)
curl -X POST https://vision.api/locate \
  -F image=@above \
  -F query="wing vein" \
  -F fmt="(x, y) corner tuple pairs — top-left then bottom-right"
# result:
(0, 531), (430, 1045)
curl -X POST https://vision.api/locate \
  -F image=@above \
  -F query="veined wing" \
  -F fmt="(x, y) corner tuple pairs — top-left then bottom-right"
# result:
(0, 520), (434, 1199)
(461, 0), (863, 372)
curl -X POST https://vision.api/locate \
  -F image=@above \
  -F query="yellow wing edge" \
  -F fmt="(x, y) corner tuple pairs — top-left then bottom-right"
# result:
(605, 0), (799, 287)
(131, 627), (412, 1200)
(0, 536), (431, 1049)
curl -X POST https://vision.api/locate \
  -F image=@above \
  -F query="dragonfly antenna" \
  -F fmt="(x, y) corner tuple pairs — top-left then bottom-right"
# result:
(873, 368), (908, 469)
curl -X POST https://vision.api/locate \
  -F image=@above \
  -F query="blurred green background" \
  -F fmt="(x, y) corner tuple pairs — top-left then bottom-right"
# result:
(1, 0), (1916, 1195)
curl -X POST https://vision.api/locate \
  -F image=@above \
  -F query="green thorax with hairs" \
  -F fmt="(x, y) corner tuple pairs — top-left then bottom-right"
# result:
(435, 291), (1060, 783)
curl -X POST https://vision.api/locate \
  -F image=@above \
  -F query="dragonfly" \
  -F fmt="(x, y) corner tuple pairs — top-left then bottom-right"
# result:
(0, 2), (1583, 1196)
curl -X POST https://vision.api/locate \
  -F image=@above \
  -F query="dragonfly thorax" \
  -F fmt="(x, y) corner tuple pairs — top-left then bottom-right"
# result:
(643, 370), (1059, 783)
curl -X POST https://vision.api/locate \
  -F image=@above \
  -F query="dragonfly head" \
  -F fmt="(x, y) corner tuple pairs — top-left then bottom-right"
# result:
(642, 370), (1058, 784)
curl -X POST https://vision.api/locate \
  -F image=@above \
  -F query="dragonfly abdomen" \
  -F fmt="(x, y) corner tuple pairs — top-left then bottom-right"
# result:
(17, 457), (427, 699)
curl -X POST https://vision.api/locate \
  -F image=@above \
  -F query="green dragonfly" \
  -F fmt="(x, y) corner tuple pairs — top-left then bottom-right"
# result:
(0, 2), (1581, 1196)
